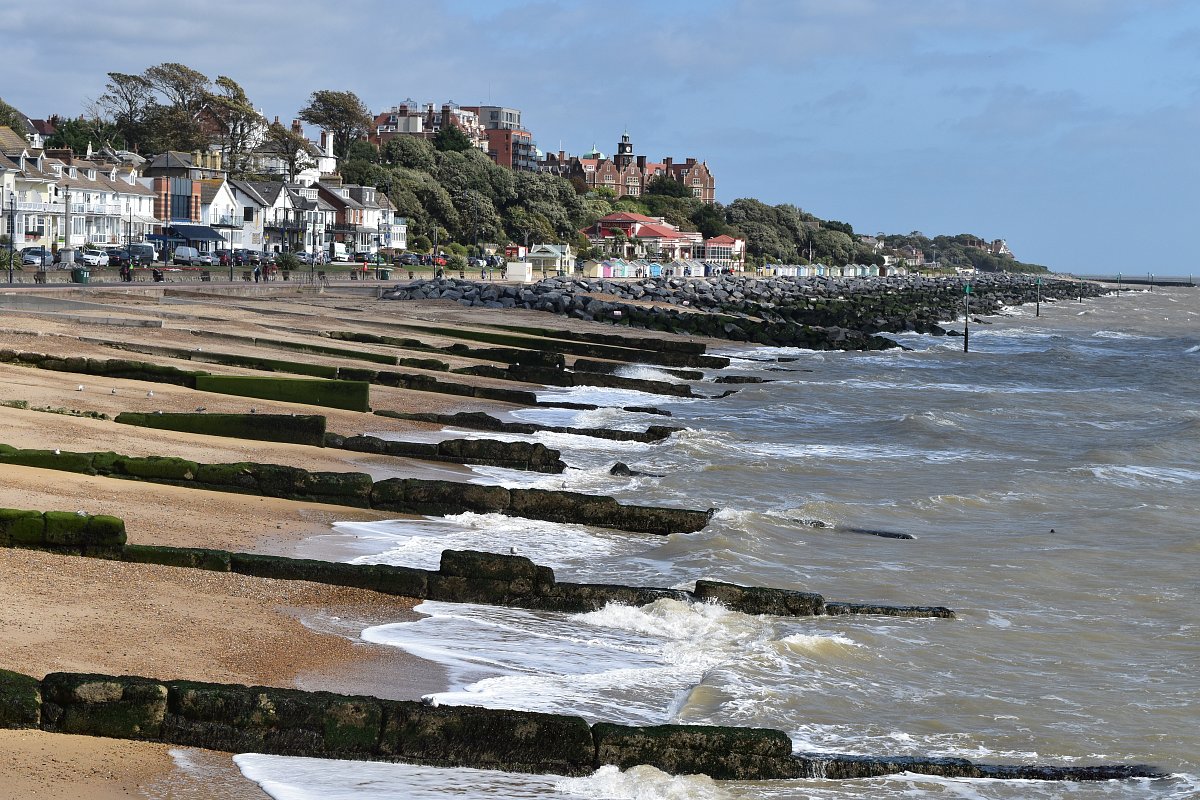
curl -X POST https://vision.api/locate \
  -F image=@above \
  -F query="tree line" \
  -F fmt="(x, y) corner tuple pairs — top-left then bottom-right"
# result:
(0, 66), (1046, 271)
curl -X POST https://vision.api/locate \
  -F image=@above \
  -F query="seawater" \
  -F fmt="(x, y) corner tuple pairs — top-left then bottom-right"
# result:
(239, 289), (1199, 799)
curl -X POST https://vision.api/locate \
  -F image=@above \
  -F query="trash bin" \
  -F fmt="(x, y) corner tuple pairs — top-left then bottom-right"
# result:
(70, 267), (90, 284)
(376, 268), (391, 280)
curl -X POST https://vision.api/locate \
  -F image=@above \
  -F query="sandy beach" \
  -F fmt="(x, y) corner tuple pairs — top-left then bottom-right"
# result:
(0, 286), (574, 797)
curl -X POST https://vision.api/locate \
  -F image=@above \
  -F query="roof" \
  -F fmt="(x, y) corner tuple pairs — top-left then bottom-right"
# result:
(147, 151), (194, 170)
(0, 126), (28, 152)
(169, 224), (225, 242)
(228, 179), (269, 207)
(705, 235), (738, 245)
(636, 223), (681, 240)
(199, 179), (226, 205)
(600, 211), (657, 223)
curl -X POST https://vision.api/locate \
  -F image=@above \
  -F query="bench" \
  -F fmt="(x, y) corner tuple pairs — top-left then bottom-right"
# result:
(242, 271), (252, 282)
(350, 271), (359, 281)
(34, 271), (47, 284)
(200, 271), (212, 282)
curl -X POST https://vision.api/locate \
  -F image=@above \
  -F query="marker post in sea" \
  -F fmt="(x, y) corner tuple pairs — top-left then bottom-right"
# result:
(1036, 277), (1041, 317)
(963, 282), (971, 353)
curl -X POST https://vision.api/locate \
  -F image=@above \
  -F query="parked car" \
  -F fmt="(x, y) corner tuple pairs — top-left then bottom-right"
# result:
(213, 249), (233, 266)
(21, 247), (52, 267)
(352, 251), (376, 263)
(127, 243), (156, 264)
(397, 252), (421, 266)
(193, 252), (216, 267)
(105, 248), (133, 267)
(172, 246), (201, 265)
(75, 249), (110, 267)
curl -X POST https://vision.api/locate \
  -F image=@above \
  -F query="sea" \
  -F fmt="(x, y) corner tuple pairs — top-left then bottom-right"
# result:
(225, 286), (1198, 799)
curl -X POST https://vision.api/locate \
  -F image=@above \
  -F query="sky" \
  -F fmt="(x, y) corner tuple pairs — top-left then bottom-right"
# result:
(3, 0), (1198, 274)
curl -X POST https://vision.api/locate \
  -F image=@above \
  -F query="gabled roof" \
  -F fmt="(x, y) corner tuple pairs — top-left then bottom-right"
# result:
(198, 179), (227, 205)
(228, 179), (269, 207)
(241, 180), (288, 205)
(147, 151), (194, 170)
(705, 234), (738, 245)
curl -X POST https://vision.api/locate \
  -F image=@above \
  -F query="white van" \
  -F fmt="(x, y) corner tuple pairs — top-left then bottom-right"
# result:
(172, 246), (200, 265)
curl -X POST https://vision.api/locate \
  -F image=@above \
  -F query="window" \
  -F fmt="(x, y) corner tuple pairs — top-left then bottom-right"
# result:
(692, 188), (703, 197)
(243, 207), (254, 222)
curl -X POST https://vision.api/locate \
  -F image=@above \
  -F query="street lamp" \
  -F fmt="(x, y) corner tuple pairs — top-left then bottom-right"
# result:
(6, 190), (15, 284)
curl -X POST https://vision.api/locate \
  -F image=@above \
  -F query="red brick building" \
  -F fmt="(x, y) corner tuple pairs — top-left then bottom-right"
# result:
(557, 133), (716, 203)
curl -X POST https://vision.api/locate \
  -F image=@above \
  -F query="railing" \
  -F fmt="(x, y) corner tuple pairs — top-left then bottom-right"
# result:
(16, 200), (60, 212)
(211, 215), (245, 228)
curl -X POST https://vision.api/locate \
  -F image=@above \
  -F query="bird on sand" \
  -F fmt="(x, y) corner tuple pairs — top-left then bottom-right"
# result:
(76, 385), (84, 391)
(195, 406), (206, 412)
(110, 388), (117, 395)
(146, 390), (154, 398)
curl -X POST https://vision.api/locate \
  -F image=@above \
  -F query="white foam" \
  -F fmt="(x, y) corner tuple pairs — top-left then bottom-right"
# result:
(1086, 464), (1200, 487)
(555, 764), (732, 799)
(344, 513), (657, 572)
(537, 385), (700, 407)
(358, 599), (839, 725)
(234, 754), (563, 799)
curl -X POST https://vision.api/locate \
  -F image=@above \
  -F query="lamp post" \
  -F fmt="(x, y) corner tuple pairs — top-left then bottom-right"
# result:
(6, 190), (15, 284)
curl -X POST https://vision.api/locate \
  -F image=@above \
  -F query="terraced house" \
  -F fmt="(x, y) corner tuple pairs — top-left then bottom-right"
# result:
(0, 126), (160, 252)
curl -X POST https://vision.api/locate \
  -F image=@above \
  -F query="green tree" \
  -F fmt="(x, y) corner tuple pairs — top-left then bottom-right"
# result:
(382, 136), (436, 170)
(646, 174), (690, 198)
(690, 203), (729, 239)
(346, 139), (379, 163)
(412, 234), (431, 252)
(45, 117), (124, 152)
(207, 75), (259, 176)
(433, 124), (473, 152)
(298, 89), (373, 159)
(143, 62), (211, 115)
(0, 97), (28, 133)
(96, 72), (155, 151)
(260, 120), (317, 180)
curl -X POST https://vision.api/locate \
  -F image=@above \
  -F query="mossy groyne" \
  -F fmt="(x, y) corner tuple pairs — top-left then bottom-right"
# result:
(0, 446), (709, 534)
(384, 274), (1106, 348)
(0, 665), (1159, 781)
(375, 410), (681, 443)
(112, 412), (567, 473)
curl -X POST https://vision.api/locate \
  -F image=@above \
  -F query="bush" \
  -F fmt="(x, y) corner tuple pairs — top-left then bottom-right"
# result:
(276, 252), (301, 271)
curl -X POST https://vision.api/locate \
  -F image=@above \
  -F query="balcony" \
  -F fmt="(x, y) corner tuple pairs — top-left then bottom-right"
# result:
(330, 222), (359, 233)
(211, 215), (245, 228)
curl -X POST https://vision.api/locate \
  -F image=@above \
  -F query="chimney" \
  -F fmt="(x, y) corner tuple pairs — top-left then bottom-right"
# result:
(215, 150), (223, 171)
(274, 116), (280, 125)
(636, 155), (646, 171)
(292, 119), (303, 135)
(664, 157), (673, 173)
(685, 157), (697, 166)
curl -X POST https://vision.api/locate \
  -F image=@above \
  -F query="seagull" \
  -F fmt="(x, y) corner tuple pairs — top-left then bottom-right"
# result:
(75, 510), (87, 517)
(195, 406), (206, 413)
(110, 388), (117, 395)
(146, 390), (154, 398)
(509, 547), (517, 555)
(76, 385), (84, 391)
(54, 449), (61, 455)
